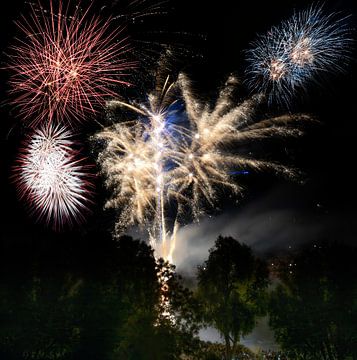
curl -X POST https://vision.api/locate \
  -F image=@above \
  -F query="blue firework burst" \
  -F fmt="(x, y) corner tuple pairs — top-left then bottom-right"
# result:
(245, 5), (353, 105)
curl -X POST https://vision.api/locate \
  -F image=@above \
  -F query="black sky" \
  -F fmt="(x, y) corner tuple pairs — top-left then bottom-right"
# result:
(0, 0), (356, 259)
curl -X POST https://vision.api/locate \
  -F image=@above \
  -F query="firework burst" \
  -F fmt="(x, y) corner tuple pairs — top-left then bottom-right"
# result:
(169, 74), (305, 216)
(7, 0), (135, 127)
(246, 5), (352, 104)
(13, 124), (93, 229)
(95, 74), (309, 261)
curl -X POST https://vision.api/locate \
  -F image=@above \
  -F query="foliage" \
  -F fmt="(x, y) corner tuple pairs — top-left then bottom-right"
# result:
(185, 340), (255, 360)
(0, 234), (199, 360)
(197, 236), (269, 360)
(269, 242), (357, 360)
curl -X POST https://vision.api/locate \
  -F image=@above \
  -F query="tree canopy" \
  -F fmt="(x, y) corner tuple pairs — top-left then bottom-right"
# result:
(197, 235), (269, 360)
(269, 242), (357, 360)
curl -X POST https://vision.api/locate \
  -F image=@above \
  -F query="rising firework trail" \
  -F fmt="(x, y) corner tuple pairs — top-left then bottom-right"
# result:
(95, 74), (309, 261)
(7, 0), (135, 127)
(246, 5), (352, 105)
(13, 124), (93, 229)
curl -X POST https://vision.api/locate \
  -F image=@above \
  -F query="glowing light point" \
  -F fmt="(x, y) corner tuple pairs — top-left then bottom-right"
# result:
(269, 59), (286, 81)
(290, 37), (314, 66)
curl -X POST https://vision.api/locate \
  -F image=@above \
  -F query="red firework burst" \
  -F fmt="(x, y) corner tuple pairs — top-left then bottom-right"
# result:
(13, 124), (94, 229)
(7, 0), (135, 127)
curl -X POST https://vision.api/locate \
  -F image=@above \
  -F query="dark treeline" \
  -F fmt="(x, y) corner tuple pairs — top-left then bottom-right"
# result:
(0, 232), (356, 360)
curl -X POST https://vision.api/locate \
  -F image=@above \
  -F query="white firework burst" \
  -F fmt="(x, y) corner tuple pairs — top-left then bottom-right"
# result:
(14, 124), (93, 228)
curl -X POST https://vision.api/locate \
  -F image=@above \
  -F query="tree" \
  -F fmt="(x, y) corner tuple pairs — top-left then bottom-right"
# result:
(0, 232), (201, 360)
(268, 242), (357, 360)
(197, 236), (269, 360)
(73, 235), (161, 360)
(0, 233), (158, 360)
(0, 273), (82, 360)
(156, 259), (202, 358)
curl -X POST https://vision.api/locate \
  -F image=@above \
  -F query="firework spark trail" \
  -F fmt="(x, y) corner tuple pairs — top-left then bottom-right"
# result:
(246, 5), (352, 105)
(13, 124), (93, 229)
(97, 79), (178, 257)
(7, 0), (135, 127)
(95, 74), (309, 261)
(169, 74), (306, 218)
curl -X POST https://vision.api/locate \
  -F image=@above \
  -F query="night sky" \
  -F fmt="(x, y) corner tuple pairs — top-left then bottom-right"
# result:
(0, 0), (356, 265)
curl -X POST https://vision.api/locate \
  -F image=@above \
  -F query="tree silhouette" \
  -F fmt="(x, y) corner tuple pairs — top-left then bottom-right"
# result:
(0, 233), (201, 360)
(269, 242), (357, 360)
(197, 236), (269, 360)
